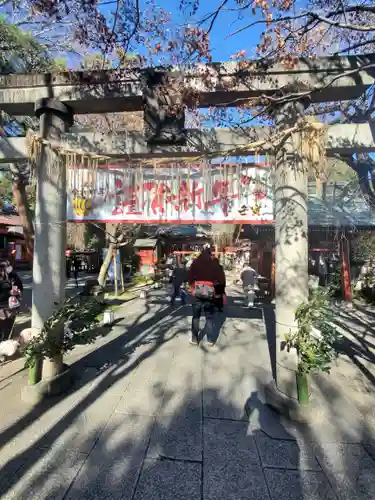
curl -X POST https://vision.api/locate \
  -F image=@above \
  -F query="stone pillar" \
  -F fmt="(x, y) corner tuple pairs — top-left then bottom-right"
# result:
(32, 98), (73, 378)
(274, 99), (309, 400)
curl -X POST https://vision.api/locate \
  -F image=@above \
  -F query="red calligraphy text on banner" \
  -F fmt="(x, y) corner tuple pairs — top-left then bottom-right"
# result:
(191, 181), (205, 210)
(143, 182), (155, 192)
(120, 181), (156, 214)
(122, 186), (142, 215)
(151, 183), (171, 215)
(174, 181), (190, 213)
(241, 175), (252, 185)
(210, 180), (239, 217)
(111, 176), (125, 215)
(112, 205), (123, 216)
(254, 191), (266, 200)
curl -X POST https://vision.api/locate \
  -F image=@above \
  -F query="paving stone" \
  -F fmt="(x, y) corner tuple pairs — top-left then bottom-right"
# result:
(363, 444), (375, 460)
(202, 317), (270, 422)
(0, 448), (87, 500)
(133, 459), (201, 500)
(66, 414), (153, 500)
(311, 443), (372, 475)
(247, 396), (300, 441)
(204, 418), (260, 464)
(255, 432), (321, 470)
(203, 383), (249, 421)
(311, 443), (375, 500)
(327, 471), (375, 500)
(0, 450), (35, 496)
(37, 393), (122, 453)
(264, 469), (337, 500)
(204, 419), (269, 500)
(0, 377), (106, 463)
(115, 352), (172, 416)
(147, 409), (202, 461)
(66, 458), (142, 500)
(3, 290), (375, 500)
(204, 461), (271, 500)
(97, 412), (153, 449)
(160, 352), (202, 415)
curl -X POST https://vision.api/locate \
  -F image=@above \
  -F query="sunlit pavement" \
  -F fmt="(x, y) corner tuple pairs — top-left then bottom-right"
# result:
(0, 285), (374, 499)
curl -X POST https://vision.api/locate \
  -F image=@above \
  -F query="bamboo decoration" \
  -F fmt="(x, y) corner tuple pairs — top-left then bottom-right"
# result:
(187, 162), (191, 211)
(155, 160), (160, 215)
(209, 161), (213, 208)
(173, 162), (177, 217)
(120, 258), (125, 293)
(113, 251), (118, 296)
(161, 163), (165, 216)
(134, 163), (139, 212)
(140, 164), (144, 212)
(93, 157), (98, 198)
(236, 162), (241, 203)
(222, 162), (226, 213)
(200, 161), (205, 210)
(246, 161), (250, 207)
(177, 162), (181, 216)
(105, 160), (110, 201)
(205, 160), (210, 209)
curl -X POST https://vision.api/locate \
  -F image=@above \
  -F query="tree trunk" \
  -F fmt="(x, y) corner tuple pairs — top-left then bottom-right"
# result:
(12, 180), (34, 255)
(113, 250), (118, 296)
(120, 256), (125, 292)
(98, 223), (119, 287)
(98, 242), (115, 287)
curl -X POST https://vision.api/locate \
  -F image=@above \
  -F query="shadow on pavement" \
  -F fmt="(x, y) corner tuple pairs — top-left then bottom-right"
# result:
(0, 291), (375, 499)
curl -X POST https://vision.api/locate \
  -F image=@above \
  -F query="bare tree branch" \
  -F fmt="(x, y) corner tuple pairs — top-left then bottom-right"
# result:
(309, 13), (375, 32)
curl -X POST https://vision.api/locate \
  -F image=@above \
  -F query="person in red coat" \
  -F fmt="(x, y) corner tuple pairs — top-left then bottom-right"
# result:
(188, 247), (226, 346)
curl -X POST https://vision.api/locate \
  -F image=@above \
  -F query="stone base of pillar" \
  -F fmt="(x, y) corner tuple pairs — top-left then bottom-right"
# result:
(42, 355), (64, 379)
(21, 363), (72, 404)
(276, 342), (299, 400)
(276, 365), (299, 400)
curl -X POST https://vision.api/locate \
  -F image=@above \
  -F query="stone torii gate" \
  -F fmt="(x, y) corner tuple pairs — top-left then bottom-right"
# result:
(0, 55), (374, 405)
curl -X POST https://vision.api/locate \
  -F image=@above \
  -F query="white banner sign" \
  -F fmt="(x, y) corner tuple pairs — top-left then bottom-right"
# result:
(67, 163), (273, 223)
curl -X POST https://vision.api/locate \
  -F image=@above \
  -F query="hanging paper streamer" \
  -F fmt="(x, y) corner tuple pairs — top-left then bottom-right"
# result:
(67, 161), (273, 223)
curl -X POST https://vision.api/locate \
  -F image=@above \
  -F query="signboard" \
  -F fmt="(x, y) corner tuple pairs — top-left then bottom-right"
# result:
(67, 163), (273, 224)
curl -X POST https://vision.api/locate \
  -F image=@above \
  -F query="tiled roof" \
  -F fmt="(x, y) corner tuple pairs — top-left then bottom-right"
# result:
(0, 214), (22, 227)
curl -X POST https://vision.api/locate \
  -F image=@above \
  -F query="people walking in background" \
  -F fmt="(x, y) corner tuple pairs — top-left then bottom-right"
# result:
(0, 262), (23, 342)
(188, 247), (226, 346)
(240, 261), (260, 307)
(66, 259), (71, 280)
(170, 261), (188, 306)
(240, 261), (259, 289)
(212, 257), (226, 312)
(72, 258), (79, 288)
(318, 255), (328, 287)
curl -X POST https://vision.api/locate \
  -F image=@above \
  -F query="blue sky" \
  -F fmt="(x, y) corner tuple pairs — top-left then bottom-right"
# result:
(1, 0), (265, 66)
(98, 0), (264, 63)
(156, 0), (264, 61)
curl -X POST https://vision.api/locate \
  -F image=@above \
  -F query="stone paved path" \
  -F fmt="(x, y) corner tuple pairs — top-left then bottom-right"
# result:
(0, 286), (374, 499)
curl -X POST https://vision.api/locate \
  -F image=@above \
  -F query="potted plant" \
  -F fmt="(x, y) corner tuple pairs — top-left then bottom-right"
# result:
(284, 288), (341, 406)
(24, 296), (106, 385)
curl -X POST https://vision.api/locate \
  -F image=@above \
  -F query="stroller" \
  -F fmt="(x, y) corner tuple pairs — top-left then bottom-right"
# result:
(0, 287), (22, 362)
(0, 283), (22, 341)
